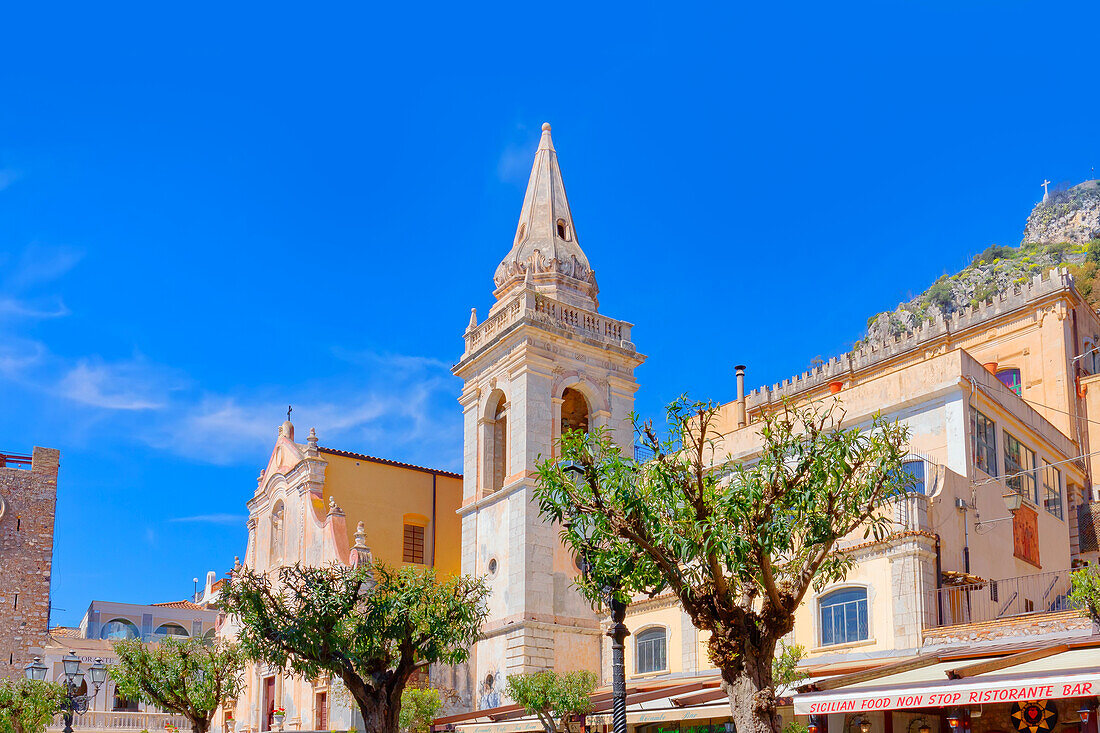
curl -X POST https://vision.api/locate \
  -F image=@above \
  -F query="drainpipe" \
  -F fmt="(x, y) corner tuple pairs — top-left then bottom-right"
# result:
(431, 473), (438, 568)
(934, 534), (943, 626)
(735, 365), (747, 428)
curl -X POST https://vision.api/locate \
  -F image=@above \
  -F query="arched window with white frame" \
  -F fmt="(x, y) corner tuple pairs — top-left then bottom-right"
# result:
(819, 586), (869, 646)
(634, 626), (667, 674)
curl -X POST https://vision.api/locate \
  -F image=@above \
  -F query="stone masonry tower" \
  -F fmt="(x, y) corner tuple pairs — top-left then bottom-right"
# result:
(453, 123), (644, 708)
(0, 447), (59, 681)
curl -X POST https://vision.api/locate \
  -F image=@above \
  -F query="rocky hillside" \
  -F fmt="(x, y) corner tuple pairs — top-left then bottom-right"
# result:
(1024, 180), (1100, 245)
(862, 180), (1100, 345)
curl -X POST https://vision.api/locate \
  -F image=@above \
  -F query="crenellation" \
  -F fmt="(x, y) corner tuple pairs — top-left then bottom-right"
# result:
(745, 268), (1073, 409)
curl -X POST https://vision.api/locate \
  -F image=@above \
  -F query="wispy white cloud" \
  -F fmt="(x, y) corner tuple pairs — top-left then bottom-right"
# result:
(58, 355), (187, 410)
(0, 296), (70, 320)
(5, 244), (83, 290)
(169, 514), (249, 525)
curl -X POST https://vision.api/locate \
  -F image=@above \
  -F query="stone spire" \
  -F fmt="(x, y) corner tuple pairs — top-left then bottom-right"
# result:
(493, 123), (599, 311)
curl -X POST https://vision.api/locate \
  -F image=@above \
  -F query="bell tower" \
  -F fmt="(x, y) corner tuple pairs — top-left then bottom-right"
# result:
(453, 123), (645, 708)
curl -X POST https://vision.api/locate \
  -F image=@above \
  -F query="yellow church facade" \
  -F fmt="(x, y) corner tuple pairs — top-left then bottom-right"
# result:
(221, 421), (464, 733)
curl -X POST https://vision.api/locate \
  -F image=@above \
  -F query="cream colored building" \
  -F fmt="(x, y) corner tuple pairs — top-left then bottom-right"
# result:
(617, 267), (1099, 688)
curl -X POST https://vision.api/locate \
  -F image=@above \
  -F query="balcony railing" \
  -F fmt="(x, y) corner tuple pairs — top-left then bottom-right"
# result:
(0, 452), (33, 469)
(51, 711), (193, 732)
(929, 568), (1080, 628)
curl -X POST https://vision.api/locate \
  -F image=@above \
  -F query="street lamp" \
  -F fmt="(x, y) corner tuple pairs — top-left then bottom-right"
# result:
(24, 657), (47, 681)
(54, 651), (106, 733)
(561, 461), (630, 733)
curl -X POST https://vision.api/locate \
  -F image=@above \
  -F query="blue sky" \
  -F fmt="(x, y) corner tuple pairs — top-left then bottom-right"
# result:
(2, 1), (1098, 625)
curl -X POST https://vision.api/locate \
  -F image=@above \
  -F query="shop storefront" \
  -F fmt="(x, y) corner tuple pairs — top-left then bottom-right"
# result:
(793, 645), (1100, 733)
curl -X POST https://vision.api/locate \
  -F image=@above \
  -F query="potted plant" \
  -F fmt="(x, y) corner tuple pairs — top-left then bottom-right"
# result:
(272, 707), (286, 728)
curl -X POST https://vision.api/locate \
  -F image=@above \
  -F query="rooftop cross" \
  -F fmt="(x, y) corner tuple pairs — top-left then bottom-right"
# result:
(287, 404), (292, 421)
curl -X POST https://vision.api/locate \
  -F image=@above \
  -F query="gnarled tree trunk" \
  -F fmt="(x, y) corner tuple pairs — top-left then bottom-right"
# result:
(346, 671), (405, 733)
(716, 623), (782, 733)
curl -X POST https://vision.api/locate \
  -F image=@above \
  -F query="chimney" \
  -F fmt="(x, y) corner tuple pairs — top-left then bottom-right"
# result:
(735, 365), (747, 428)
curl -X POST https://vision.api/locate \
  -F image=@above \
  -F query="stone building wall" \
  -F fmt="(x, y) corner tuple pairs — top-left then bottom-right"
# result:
(0, 447), (59, 680)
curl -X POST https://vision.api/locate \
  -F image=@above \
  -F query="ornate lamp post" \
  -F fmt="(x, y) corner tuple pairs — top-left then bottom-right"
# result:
(26, 651), (107, 733)
(561, 461), (630, 733)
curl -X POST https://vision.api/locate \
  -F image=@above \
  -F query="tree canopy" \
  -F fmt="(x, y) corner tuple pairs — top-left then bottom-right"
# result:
(221, 561), (489, 733)
(504, 670), (597, 733)
(535, 397), (911, 733)
(111, 636), (245, 733)
(398, 687), (442, 733)
(0, 678), (65, 733)
(1070, 565), (1100, 623)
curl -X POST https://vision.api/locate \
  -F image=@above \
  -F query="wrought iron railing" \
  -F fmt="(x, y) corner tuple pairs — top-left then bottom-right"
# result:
(929, 568), (1080, 628)
(0, 452), (33, 469)
(51, 711), (193, 732)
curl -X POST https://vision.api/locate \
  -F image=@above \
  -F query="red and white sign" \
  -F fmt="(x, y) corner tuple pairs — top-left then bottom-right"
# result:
(794, 673), (1100, 715)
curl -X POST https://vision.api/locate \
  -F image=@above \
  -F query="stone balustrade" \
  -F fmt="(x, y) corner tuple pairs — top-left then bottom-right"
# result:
(463, 289), (634, 357)
(51, 710), (193, 732)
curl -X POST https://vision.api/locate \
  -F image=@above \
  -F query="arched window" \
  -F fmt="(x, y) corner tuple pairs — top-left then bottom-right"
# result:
(901, 459), (926, 495)
(489, 393), (507, 494)
(819, 587), (869, 646)
(635, 627), (667, 674)
(100, 618), (139, 641)
(154, 623), (189, 639)
(270, 501), (285, 563)
(561, 388), (589, 435)
(556, 219), (570, 241)
(202, 628), (217, 645)
(996, 368), (1022, 396)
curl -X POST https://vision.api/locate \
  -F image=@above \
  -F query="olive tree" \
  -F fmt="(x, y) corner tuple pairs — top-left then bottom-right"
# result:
(0, 678), (65, 733)
(111, 637), (245, 733)
(221, 562), (489, 733)
(1070, 565), (1100, 623)
(504, 670), (596, 733)
(535, 397), (912, 733)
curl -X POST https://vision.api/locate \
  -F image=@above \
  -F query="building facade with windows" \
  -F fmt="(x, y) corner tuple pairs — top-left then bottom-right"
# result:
(612, 265), (1100, 690)
(220, 419), (464, 733)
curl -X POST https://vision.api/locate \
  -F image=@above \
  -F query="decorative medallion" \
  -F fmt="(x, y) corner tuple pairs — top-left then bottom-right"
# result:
(1011, 700), (1058, 733)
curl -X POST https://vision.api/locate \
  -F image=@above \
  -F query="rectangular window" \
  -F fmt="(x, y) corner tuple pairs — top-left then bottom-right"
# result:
(402, 524), (426, 564)
(1043, 461), (1063, 519)
(901, 460), (926, 495)
(1002, 432), (1037, 501)
(970, 407), (997, 475)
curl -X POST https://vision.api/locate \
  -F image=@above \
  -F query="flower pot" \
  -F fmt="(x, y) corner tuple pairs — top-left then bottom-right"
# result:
(829, 381), (843, 394)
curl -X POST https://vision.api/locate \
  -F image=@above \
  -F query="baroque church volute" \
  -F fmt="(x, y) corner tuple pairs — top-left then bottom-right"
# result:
(453, 123), (645, 708)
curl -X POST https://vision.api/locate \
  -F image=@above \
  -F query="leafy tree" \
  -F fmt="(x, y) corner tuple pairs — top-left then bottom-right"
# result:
(398, 687), (442, 733)
(504, 670), (597, 733)
(111, 637), (245, 733)
(0, 678), (65, 733)
(1070, 565), (1100, 623)
(535, 397), (911, 733)
(221, 562), (489, 733)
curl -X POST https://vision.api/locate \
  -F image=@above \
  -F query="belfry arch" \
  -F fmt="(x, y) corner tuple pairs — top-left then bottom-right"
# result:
(560, 387), (589, 435)
(481, 390), (508, 495)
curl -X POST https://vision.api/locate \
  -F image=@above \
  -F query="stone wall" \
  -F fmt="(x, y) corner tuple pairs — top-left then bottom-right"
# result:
(0, 447), (59, 680)
(921, 610), (1094, 648)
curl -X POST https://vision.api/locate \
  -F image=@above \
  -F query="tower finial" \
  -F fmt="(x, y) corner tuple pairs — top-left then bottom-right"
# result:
(541, 122), (551, 132)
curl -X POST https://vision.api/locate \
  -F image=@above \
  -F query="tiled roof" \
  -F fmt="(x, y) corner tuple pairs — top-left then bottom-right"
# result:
(151, 600), (205, 610)
(1079, 501), (1100, 553)
(318, 447), (462, 479)
(49, 626), (81, 638)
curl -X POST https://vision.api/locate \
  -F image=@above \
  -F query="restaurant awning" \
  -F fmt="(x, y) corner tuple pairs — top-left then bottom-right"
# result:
(794, 646), (1100, 715)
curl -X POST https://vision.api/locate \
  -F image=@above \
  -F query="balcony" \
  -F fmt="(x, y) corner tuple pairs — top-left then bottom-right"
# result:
(928, 568), (1081, 628)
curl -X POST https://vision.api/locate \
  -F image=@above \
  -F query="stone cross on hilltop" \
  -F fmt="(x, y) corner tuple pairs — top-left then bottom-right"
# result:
(1042, 179), (1051, 202)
